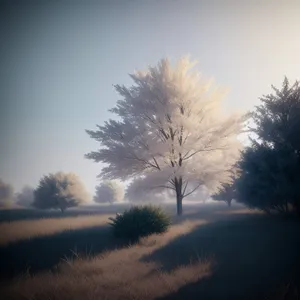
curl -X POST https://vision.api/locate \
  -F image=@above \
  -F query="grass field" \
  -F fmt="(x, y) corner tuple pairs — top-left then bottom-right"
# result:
(0, 202), (299, 300)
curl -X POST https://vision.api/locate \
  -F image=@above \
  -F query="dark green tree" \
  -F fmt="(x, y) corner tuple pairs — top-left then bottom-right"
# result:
(236, 78), (300, 214)
(251, 77), (300, 151)
(236, 144), (300, 213)
(211, 170), (238, 207)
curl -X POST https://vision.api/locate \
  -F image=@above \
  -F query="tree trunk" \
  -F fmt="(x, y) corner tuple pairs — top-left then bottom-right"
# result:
(175, 177), (183, 216)
(176, 194), (183, 216)
(60, 207), (65, 213)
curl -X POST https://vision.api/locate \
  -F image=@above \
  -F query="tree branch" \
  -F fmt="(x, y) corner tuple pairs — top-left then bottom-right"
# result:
(182, 146), (229, 161)
(153, 185), (176, 191)
(152, 157), (161, 170)
(183, 182), (202, 198)
(124, 153), (160, 170)
(182, 180), (189, 195)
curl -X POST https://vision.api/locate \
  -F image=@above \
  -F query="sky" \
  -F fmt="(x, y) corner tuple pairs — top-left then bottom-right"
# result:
(0, 0), (299, 194)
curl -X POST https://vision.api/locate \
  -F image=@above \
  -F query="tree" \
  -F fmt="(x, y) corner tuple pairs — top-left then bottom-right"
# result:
(93, 180), (124, 204)
(86, 57), (247, 215)
(126, 179), (210, 204)
(33, 172), (90, 213)
(236, 78), (300, 214)
(211, 168), (239, 206)
(236, 143), (300, 213)
(0, 179), (14, 207)
(251, 77), (300, 152)
(15, 185), (35, 207)
(211, 183), (235, 207)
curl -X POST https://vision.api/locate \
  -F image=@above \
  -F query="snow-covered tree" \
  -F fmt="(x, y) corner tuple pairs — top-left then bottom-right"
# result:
(33, 172), (90, 213)
(15, 185), (35, 207)
(0, 179), (14, 207)
(94, 180), (124, 204)
(86, 57), (247, 215)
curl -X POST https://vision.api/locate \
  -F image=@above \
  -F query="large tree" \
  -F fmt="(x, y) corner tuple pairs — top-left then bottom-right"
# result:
(251, 77), (300, 151)
(236, 78), (300, 214)
(86, 57), (247, 215)
(33, 172), (90, 213)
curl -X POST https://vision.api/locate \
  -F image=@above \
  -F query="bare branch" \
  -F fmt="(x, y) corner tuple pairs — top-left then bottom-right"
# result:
(183, 182), (202, 198)
(153, 185), (176, 191)
(182, 180), (189, 195)
(182, 146), (229, 161)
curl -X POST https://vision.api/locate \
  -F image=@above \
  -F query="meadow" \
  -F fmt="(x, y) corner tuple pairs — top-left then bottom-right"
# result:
(0, 202), (300, 300)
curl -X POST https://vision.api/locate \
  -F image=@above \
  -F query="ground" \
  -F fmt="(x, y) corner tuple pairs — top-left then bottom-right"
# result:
(0, 202), (299, 300)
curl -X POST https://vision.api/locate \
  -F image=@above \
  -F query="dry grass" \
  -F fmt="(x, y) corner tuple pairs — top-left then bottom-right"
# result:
(2, 219), (213, 300)
(0, 214), (113, 246)
(214, 208), (263, 215)
(1, 204), (299, 300)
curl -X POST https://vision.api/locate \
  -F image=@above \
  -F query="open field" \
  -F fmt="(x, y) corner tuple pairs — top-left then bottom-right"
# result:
(0, 202), (300, 300)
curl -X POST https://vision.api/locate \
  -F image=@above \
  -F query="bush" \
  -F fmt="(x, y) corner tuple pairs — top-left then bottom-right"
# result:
(109, 205), (171, 242)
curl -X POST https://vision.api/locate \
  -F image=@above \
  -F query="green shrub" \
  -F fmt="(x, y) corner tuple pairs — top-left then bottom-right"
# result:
(108, 205), (171, 242)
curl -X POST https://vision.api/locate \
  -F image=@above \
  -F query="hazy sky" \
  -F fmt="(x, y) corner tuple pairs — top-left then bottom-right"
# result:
(1, 0), (299, 194)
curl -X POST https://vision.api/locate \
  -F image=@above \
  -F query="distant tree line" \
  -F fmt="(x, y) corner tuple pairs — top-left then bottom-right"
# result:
(0, 173), (125, 213)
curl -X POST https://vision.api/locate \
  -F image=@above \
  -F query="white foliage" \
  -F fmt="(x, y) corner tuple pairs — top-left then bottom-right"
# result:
(54, 172), (90, 204)
(94, 180), (124, 204)
(33, 172), (90, 211)
(86, 56), (247, 200)
(125, 176), (175, 203)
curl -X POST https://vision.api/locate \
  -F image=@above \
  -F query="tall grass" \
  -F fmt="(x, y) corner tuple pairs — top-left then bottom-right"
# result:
(0, 214), (113, 245)
(1, 219), (213, 300)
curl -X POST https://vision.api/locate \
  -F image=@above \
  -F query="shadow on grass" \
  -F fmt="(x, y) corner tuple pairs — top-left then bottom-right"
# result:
(142, 214), (300, 300)
(0, 224), (126, 282)
(169, 202), (251, 226)
(0, 209), (108, 223)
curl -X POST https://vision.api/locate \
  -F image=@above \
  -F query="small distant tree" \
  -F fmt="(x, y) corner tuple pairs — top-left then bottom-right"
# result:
(33, 172), (90, 213)
(15, 185), (34, 207)
(86, 57), (247, 215)
(0, 179), (14, 207)
(236, 78), (300, 214)
(211, 169), (238, 207)
(212, 182), (235, 207)
(93, 180), (124, 204)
